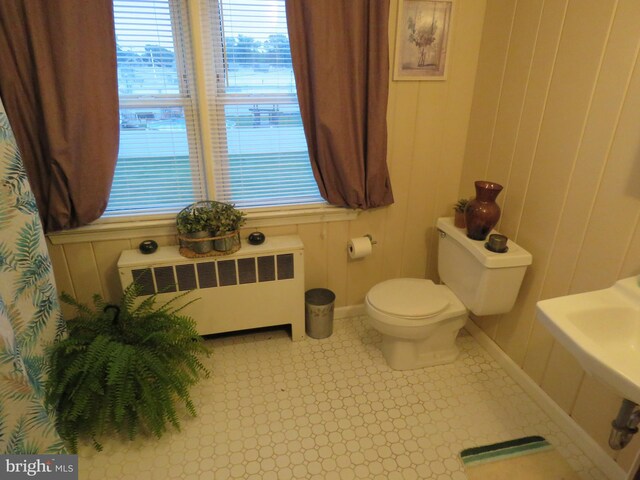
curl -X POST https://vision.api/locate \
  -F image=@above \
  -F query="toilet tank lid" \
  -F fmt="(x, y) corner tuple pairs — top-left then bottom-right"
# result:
(437, 217), (533, 268)
(366, 279), (449, 318)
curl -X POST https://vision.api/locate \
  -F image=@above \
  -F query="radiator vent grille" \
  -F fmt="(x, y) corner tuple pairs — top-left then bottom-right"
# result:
(132, 268), (155, 295)
(175, 264), (197, 291)
(277, 254), (294, 279)
(154, 266), (177, 293)
(130, 254), (295, 295)
(218, 260), (237, 287)
(238, 258), (256, 284)
(257, 256), (275, 282)
(196, 262), (217, 289)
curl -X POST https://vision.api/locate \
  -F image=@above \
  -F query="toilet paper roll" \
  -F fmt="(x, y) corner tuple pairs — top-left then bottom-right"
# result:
(348, 236), (373, 259)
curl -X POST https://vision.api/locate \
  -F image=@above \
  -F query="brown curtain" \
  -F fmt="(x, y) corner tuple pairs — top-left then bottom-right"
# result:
(286, 0), (394, 209)
(0, 0), (119, 232)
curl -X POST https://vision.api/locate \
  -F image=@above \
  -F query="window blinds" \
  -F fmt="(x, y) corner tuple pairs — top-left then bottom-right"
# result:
(107, 0), (322, 218)
(107, 0), (205, 216)
(202, 0), (322, 208)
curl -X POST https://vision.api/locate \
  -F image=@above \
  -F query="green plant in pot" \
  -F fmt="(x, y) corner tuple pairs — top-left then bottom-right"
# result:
(454, 198), (468, 228)
(45, 284), (209, 452)
(211, 202), (246, 252)
(176, 202), (215, 254)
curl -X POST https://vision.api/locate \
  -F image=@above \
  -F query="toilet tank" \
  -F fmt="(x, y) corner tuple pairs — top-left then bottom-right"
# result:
(436, 217), (532, 316)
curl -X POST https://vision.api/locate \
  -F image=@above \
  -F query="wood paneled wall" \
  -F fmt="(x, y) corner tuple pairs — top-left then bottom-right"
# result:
(460, 0), (640, 471)
(47, 2), (486, 320)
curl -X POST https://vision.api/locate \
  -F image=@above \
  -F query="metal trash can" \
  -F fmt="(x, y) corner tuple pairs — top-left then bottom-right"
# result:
(305, 288), (336, 339)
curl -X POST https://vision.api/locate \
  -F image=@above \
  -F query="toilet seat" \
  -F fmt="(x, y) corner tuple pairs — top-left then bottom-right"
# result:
(366, 278), (450, 319)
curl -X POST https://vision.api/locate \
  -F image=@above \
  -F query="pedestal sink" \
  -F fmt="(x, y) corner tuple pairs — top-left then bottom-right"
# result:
(536, 276), (640, 405)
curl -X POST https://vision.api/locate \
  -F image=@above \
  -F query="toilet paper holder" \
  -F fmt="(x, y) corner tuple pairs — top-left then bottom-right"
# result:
(347, 234), (378, 260)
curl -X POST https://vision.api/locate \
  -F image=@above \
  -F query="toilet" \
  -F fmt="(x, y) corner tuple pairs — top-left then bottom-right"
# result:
(366, 217), (532, 370)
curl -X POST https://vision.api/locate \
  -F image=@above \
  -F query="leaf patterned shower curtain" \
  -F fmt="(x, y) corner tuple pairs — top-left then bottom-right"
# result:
(0, 98), (65, 453)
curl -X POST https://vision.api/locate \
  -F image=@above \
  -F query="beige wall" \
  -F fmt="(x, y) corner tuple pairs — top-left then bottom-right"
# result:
(47, 0), (486, 313)
(460, 0), (640, 472)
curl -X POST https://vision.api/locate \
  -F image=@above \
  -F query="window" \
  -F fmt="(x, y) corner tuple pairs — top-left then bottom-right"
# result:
(107, 0), (322, 218)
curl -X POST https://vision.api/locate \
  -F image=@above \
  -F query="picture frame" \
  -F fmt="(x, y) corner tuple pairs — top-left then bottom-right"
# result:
(393, 0), (454, 81)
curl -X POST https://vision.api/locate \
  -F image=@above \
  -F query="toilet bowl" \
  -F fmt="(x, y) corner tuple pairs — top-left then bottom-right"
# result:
(365, 216), (533, 371)
(365, 278), (467, 370)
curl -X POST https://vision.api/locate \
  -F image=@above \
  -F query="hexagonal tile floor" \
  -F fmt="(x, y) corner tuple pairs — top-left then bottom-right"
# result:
(78, 316), (608, 480)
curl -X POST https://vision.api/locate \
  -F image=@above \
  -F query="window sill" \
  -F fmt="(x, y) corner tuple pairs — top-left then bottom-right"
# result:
(47, 205), (359, 245)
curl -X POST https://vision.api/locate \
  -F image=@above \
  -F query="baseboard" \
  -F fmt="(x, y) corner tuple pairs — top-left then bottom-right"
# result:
(464, 319), (626, 480)
(335, 304), (365, 320)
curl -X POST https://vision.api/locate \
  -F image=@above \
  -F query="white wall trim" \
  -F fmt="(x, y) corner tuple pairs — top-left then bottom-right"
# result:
(47, 205), (359, 245)
(464, 319), (626, 480)
(335, 304), (365, 320)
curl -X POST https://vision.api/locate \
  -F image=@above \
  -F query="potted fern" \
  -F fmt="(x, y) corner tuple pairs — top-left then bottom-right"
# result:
(45, 284), (209, 452)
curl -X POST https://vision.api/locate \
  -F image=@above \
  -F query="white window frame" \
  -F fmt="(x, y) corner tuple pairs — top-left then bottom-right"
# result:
(199, 0), (323, 208)
(48, 205), (358, 244)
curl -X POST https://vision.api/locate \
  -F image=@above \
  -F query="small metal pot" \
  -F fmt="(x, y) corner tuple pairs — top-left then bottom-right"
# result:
(186, 231), (213, 254)
(486, 233), (508, 253)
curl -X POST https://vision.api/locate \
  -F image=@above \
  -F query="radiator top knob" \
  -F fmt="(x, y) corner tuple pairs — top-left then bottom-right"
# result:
(139, 239), (158, 254)
(248, 232), (265, 245)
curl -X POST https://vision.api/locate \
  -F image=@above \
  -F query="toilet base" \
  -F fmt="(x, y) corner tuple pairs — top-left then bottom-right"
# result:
(379, 315), (466, 371)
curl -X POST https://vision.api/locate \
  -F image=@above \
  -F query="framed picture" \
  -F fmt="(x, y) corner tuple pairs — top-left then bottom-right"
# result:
(393, 0), (454, 81)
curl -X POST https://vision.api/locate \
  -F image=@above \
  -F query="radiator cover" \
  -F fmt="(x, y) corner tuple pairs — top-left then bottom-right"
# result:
(117, 235), (305, 341)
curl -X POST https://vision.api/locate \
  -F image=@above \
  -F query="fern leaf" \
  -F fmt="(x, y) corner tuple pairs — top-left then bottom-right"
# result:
(0, 400), (6, 444)
(0, 109), (12, 139)
(53, 312), (66, 342)
(21, 440), (42, 455)
(24, 398), (56, 436)
(0, 334), (23, 372)
(0, 349), (19, 367)
(18, 352), (46, 397)
(154, 290), (197, 315)
(13, 254), (52, 301)
(1, 144), (28, 196)
(0, 296), (25, 336)
(13, 192), (38, 216)
(14, 218), (41, 267)
(0, 242), (18, 273)
(19, 284), (58, 348)
(0, 192), (15, 231)
(3, 416), (27, 454)
(92, 293), (107, 312)
(0, 372), (32, 401)
(44, 438), (68, 454)
(120, 282), (140, 314)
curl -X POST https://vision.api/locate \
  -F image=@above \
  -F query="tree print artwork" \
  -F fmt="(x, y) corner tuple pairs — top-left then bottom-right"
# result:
(407, 11), (438, 67)
(395, 0), (453, 80)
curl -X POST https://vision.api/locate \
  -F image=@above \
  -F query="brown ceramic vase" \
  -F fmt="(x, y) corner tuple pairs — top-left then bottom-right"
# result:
(465, 181), (503, 241)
